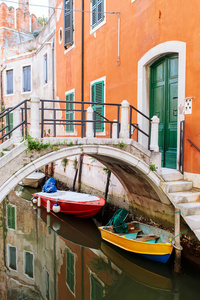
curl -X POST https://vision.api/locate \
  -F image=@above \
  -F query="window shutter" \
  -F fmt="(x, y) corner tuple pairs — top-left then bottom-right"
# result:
(91, 81), (104, 132)
(66, 92), (74, 132)
(5, 112), (13, 135)
(91, 0), (104, 28)
(9, 246), (17, 270)
(66, 249), (75, 293)
(64, 0), (73, 47)
(6, 70), (13, 94)
(7, 204), (15, 229)
(25, 252), (33, 278)
(91, 274), (104, 300)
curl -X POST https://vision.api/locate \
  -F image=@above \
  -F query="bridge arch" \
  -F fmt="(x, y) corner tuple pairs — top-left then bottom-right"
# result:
(0, 144), (170, 208)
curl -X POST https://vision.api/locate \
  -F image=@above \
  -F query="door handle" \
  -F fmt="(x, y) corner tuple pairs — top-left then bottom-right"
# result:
(173, 109), (177, 117)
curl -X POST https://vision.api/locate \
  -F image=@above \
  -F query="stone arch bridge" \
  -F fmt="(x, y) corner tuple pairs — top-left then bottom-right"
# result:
(1, 136), (200, 241)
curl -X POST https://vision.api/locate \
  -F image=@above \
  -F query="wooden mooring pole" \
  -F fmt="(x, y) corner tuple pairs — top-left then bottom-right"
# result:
(174, 207), (182, 273)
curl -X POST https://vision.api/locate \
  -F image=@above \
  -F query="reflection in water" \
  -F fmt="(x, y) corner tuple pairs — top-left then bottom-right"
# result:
(0, 188), (200, 299)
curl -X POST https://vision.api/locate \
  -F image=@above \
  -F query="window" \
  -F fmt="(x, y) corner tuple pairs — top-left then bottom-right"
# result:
(24, 251), (34, 278)
(91, 274), (104, 300)
(66, 248), (75, 294)
(6, 69), (13, 94)
(44, 54), (48, 84)
(91, 0), (104, 29)
(8, 246), (17, 270)
(5, 112), (13, 135)
(91, 80), (104, 132)
(7, 204), (15, 230)
(64, 0), (74, 48)
(65, 91), (74, 132)
(22, 65), (31, 92)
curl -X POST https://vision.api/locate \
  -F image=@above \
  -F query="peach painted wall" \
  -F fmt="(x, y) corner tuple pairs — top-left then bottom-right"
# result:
(56, 0), (200, 174)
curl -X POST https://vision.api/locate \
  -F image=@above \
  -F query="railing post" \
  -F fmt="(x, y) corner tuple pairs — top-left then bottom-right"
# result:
(112, 119), (118, 139)
(150, 115), (159, 152)
(30, 94), (41, 139)
(86, 106), (94, 138)
(12, 107), (22, 141)
(120, 100), (129, 139)
(150, 115), (161, 173)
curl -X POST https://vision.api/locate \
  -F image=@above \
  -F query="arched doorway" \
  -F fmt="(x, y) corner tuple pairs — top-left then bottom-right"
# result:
(150, 54), (178, 169)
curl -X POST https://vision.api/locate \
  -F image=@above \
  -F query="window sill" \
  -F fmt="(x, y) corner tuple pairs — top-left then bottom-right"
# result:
(64, 44), (75, 55)
(90, 19), (106, 35)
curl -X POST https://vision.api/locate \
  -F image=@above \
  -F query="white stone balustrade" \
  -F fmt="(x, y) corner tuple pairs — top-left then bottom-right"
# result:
(12, 107), (22, 141)
(30, 94), (41, 139)
(150, 115), (160, 152)
(119, 100), (130, 139)
(86, 106), (94, 138)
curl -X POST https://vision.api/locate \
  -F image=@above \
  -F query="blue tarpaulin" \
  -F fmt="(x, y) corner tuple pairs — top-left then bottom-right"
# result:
(42, 177), (57, 193)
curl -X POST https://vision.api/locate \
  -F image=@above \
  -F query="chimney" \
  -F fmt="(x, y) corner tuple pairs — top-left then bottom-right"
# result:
(18, 0), (29, 12)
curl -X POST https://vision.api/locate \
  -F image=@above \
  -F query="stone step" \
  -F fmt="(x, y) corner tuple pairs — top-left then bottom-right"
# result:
(168, 190), (200, 205)
(161, 168), (184, 181)
(177, 202), (200, 216)
(161, 181), (193, 194)
(184, 215), (200, 231)
(194, 229), (200, 240)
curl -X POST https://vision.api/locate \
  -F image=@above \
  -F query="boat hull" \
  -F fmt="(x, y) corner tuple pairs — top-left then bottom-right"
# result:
(22, 172), (45, 188)
(99, 223), (174, 263)
(33, 191), (105, 218)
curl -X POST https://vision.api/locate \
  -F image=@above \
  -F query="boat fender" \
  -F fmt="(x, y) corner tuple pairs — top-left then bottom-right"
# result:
(47, 200), (51, 213)
(53, 203), (60, 213)
(37, 196), (41, 207)
(32, 197), (37, 204)
(53, 222), (61, 231)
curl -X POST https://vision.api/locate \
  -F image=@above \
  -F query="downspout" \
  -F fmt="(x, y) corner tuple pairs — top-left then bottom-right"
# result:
(81, 0), (84, 138)
(52, 38), (56, 136)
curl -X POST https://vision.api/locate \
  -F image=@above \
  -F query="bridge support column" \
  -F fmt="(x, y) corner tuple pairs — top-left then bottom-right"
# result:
(30, 95), (41, 139)
(12, 107), (22, 141)
(86, 106), (94, 138)
(112, 120), (118, 139)
(120, 100), (129, 139)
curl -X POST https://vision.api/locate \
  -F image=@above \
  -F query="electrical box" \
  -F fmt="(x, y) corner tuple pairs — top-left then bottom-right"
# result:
(185, 97), (193, 115)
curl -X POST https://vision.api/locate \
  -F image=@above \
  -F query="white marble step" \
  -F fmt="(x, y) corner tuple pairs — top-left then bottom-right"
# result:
(168, 190), (200, 205)
(177, 202), (200, 216)
(161, 168), (184, 181)
(184, 215), (200, 231)
(161, 181), (193, 194)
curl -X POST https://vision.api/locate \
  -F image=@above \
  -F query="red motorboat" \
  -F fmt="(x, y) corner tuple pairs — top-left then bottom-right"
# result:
(32, 190), (105, 218)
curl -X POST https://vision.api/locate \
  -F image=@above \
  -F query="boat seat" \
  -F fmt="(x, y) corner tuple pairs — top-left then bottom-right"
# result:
(135, 235), (160, 242)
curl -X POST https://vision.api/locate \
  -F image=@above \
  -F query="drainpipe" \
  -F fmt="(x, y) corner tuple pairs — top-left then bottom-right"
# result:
(0, 64), (6, 111)
(81, 0), (84, 138)
(52, 38), (56, 136)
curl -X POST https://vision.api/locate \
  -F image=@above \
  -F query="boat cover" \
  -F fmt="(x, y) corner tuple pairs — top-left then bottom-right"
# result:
(107, 209), (129, 233)
(42, 177), (57, 193)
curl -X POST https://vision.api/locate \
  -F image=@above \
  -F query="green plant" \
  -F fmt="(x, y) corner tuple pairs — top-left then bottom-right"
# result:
(2, 148), (8, 151)
(26, 134), (50, 151)
(117, 141), (126, 148)
(149, 164), (157, 171)
(61, 158), (69, 172)
(73, 157), (78, 170)
(1, 153), (4, 157)
(103, 167), (111, 175)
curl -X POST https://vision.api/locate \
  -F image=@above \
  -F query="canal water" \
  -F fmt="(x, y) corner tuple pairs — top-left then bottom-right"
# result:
(0, 186), (200, 299)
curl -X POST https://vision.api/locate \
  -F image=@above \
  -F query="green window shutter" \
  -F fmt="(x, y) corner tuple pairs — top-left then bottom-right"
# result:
(25, 252), (33, 278)
(65, 92), (74, 132)
(64, 0), (73, 48)
(91, 0), (104, 29)
(66, 248), (75, 293)
(91, 274), (104, 300)
(7, 204), (15, 230)
(91, 81), (104, 132)
(5, 112), (13, 135)
(9, 246), (17, 270)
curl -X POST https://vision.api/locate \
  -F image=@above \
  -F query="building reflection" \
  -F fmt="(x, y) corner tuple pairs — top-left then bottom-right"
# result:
(1, 189), (200, 299)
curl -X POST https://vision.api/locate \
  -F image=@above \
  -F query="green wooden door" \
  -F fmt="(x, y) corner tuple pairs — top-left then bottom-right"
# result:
(150, 55), (178, 169)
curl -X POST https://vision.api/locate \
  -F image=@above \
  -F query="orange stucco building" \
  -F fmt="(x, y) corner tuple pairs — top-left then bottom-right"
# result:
(55, 0), (200, 188)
